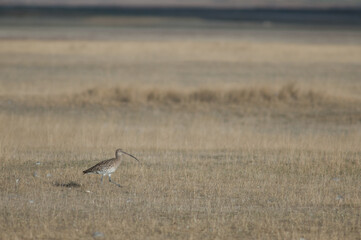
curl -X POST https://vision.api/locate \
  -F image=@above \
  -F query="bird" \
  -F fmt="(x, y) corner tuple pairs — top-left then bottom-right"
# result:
(83, 149), (140, 187)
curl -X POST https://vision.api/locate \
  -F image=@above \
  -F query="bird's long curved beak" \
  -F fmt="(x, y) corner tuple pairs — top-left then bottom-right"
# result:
(122, 151), (140, 163)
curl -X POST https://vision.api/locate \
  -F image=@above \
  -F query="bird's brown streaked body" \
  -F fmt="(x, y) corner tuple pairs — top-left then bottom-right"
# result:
(83, 149), (140, 187)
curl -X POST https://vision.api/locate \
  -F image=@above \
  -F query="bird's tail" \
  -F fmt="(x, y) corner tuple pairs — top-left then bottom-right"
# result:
(83, 169), (90, 174)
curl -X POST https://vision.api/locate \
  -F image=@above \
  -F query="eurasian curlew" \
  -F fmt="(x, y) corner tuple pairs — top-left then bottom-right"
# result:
(83, 149), (140, 187)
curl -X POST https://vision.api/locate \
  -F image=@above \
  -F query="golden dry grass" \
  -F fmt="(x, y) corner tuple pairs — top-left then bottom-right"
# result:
(1, 25), (361, 239)
(1, 108), (361, 239)
(1, 39), (361, 97)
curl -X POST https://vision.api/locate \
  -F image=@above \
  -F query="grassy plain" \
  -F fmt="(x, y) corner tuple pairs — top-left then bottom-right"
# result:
(0, 18), (361, 239)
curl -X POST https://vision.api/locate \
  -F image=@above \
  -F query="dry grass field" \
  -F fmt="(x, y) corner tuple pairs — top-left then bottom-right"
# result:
(0, 18), (361, 239)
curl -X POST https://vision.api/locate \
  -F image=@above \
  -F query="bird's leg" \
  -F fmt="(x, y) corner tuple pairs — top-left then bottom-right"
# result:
(108, 174), (122, 187)
(100, 175), (103, 184)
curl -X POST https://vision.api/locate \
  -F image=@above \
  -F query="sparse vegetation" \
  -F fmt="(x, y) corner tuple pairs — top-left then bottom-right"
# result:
(76, 83), (329, 105)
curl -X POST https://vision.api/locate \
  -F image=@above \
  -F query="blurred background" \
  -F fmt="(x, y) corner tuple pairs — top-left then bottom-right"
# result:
(1, 0), (361, 94)
(2, 0), (361, 7)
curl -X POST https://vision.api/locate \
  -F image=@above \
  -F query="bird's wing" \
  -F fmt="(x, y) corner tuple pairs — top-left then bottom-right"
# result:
(83, 158), (115, 174)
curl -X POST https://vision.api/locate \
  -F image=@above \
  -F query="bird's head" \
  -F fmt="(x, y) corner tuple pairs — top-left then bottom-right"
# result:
(115, 149), (124, 158)
(115, 149), (140, 163)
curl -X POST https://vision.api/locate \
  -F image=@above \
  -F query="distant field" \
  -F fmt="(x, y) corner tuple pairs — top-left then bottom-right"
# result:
(0, 18), (361, 239)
